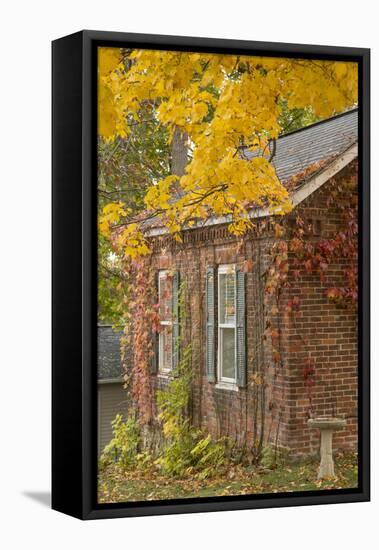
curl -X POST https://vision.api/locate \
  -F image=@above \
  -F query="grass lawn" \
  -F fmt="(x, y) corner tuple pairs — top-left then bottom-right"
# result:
(98, 452), (358, 504)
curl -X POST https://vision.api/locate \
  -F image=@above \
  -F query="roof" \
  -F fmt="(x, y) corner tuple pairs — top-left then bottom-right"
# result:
(144, 108), (358, 235)
(244, 108), (358, 183)
(97, 325), (124, 380)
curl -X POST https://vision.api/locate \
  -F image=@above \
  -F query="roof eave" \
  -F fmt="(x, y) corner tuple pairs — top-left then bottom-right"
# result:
(291, 141), (357, 209)
(145, 142), (358, 237)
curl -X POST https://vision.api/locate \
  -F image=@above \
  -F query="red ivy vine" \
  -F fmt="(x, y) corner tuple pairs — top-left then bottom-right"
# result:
(264, 161), (358, 414)
(122, 258), (160, 425)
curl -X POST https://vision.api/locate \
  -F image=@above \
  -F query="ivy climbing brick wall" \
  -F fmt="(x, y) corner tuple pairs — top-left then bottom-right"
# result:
(148, 160), (358, 457)
(284, 161), (358, 456)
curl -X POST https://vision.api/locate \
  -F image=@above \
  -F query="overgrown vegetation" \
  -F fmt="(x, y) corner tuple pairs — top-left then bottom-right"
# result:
(101, 282), (229, 480)
(100, 413), (141, 470)
(156, 343), (228, 479)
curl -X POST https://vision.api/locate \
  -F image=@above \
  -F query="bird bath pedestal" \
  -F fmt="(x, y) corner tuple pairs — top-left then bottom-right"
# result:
(308, 418), (346, 479)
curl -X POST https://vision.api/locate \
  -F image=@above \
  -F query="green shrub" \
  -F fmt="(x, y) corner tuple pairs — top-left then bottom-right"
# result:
(260, 445), (276, 469)
(156, 341), (228, 478)
(190, 434), (228, 479)
(155, 423), (228, 478)
(100, 413), (141, 470)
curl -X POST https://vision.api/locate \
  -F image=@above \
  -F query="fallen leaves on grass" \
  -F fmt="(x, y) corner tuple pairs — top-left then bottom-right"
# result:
(98, 452), (358, 504)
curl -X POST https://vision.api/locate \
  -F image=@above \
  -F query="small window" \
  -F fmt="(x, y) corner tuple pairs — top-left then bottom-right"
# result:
(218, 265), (236, 383)
(158, 270), (172, 372)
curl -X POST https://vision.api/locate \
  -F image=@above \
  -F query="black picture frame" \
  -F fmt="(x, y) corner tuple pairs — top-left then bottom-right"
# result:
(52, 30), (370, 520)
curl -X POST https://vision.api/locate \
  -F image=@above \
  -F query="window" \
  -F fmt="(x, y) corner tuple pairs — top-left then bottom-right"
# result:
(218, 265), (237, 383)
(206, 264), (246, 388)
(158, 270), (172, 372)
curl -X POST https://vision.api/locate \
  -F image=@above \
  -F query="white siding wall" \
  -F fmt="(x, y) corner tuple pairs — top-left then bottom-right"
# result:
(98, 382), (128, 456)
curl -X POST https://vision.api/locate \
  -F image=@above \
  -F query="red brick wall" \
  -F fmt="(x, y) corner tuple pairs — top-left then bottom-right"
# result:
(147, 161), (358, 456)
(284, 162), (358, 455)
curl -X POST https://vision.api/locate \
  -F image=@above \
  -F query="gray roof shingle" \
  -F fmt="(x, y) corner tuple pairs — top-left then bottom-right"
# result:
(97, 325), (124, 380)
(142, 108), (358, 232)
(244, 108), (358, 183)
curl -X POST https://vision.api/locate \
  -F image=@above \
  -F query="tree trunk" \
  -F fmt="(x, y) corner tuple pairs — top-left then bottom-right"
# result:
(171, 127), (188, 177)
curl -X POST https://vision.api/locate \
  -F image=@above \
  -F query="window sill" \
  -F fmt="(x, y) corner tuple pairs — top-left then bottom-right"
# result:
(157, 371), (172, 380)
(215, 382), (239, 392)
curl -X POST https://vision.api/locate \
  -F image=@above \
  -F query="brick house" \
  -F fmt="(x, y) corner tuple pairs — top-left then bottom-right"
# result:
(141, 109), (358, 457)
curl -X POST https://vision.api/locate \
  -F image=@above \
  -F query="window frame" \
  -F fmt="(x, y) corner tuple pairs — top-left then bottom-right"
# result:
(158, 270), (172, 373)
(217, 264), (237, 385)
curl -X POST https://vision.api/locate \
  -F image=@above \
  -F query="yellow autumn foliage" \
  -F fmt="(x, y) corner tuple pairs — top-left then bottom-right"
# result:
(98, 202), (129, 236)
(98, 47), (358, 258)
(117, 224), (150, 259)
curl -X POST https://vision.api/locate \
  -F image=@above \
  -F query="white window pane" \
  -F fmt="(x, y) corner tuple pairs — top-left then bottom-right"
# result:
(159, 273), (172, 322)
(221, 327), (235, 379)
(219, 272), (235, 325)
(159, 325), (172, 370)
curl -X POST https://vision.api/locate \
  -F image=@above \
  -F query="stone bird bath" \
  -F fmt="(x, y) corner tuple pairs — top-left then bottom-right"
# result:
(308, 417), (347, 479)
